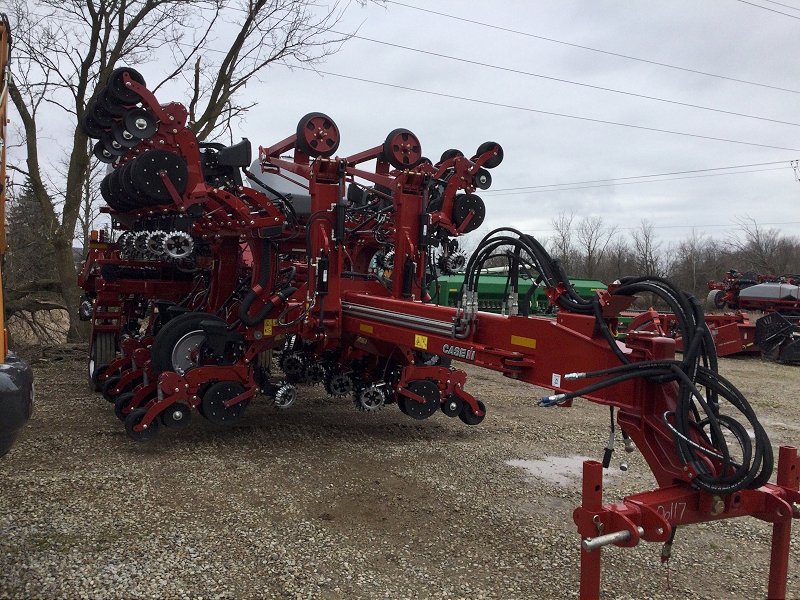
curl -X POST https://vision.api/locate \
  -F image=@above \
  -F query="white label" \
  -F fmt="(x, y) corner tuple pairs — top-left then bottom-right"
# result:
(552, 373), (561, 388)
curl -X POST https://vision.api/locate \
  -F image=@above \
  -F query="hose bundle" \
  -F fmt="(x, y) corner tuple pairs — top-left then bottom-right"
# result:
(462, 228), (773, 494)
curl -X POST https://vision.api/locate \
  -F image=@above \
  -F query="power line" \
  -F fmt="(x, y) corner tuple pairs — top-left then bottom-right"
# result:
(384, 0), (800, 95)
(522, 220), (800, 235)
(486, 161), (792, 192)
(346, 33), (800, 128)
(302, 67), (800, 152)
(735, 0), (800, 19)
(20, 6), (800, 152)
(482, 165), (793, 196)
(760, 0), (800, 11)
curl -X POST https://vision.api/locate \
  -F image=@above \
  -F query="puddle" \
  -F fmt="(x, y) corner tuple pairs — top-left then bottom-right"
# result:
(507, 455), (599, 487)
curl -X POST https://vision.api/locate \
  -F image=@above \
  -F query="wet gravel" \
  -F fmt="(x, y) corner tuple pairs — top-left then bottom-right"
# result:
(0, 351), (798, 599)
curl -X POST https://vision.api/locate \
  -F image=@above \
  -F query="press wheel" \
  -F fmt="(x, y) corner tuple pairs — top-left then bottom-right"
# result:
(125, 407), (161, 442)
(295, 112), (340, 158)
(382, 128), (422, 169)
(107, 67), (147, 104)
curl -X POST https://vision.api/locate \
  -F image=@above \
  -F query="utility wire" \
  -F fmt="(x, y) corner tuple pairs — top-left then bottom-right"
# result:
(486, 160), (792, 192)
(482, 165), (792, 196)
(384, 0), (800, 95)
(760, 0), (800, 11)
(523, 220), (800, 235)
(346, 33), (800, 128)
(735, 0), (800, 19)
(301, 67), (800, 152)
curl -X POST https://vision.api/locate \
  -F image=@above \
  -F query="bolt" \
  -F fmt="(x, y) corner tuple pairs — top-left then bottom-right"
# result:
(169, 115), (175, 121)
(174, 387), (180, 393)
(172, 410), (183, 421)
(122, 130), (134, 140)
(135, 118), (148, 130)
(142, 423), (147, 429)
(125, 81), (132, 87)
(711, 496), (725, 516)
(793, 502), (800, 516)
(172, 129), (178, 134)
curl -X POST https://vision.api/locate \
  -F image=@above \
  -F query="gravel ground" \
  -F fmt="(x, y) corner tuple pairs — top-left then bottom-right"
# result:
(1, 349), (798, 599)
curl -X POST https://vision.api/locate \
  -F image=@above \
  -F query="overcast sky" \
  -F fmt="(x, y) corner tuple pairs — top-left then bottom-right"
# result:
(15, 0), (800, 248)
(216, 0), (800, 247)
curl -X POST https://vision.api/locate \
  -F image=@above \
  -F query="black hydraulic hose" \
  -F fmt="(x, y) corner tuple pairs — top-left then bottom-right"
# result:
(238, 240), (273, 327)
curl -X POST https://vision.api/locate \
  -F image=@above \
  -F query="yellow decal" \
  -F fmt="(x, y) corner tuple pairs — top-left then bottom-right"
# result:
(360, 323), (374, 334)
(263, 319), (276, 337)
(511, 335), (537, 349)
(414, 334), (428, 350)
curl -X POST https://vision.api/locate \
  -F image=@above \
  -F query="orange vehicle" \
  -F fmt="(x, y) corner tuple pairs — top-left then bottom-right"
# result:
(0, 14), (34, 457)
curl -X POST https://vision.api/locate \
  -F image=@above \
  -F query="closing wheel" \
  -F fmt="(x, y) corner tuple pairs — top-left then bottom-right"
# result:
(90, 363), (110, 392)
(113, 392), (136, 422)
(101, 375), (122, 402)
(451, 193), (486, 233)
(459, 399), (486, 425)
(125, 407), (161, 442)
(296, 112), (340, 157)
(382, 128), (422, 169)
(439, 149), (463, 163)
(81, 111), (108, 139)
(399, 380), (440, 420)
(201, 381), (249, 425)
(97, 86), (130, 118)
(475, 141), (503, 169)
(107, 67), (147, 104)
(160, 403), (192, 429)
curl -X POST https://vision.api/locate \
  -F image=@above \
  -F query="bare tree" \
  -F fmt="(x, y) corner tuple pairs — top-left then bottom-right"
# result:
(631, 220), (665, 277)
(6, 0), (353, 341)
(548, 211), (576, 275)
(726, 216), (798, 275)
(575, 215), (617, 279)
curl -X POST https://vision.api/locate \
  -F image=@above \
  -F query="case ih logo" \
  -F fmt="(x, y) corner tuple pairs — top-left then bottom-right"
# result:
(442, 343), (476, 361)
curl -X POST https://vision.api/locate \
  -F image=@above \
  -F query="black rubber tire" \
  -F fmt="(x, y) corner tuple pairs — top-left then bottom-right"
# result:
(114, 392), (136, 422)
(81, 111), (108, 139)
(475, 141), (503, 169)
(125, 407), (161, 442)
(295, 112), (339, 158)
(382, 128), (422, 170)
(101, 375), (122, 402)
(150, 312), (226, 376)
(90, 362), (110, 392)
(89, 332), (117, 391)
(451, 193), (486, 234)
(107, 67), (147, 104)
(200, 381), (248, 425)
(131, 149), (189, 202)
(439, 149), (463, 163)
(459, 399), (486, 425)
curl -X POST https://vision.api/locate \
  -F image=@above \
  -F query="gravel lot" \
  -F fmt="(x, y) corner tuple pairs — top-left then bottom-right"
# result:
(1, 349), (799, 599)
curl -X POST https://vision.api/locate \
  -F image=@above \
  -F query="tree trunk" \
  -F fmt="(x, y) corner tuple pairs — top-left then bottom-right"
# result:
(52, 233), (83, 342)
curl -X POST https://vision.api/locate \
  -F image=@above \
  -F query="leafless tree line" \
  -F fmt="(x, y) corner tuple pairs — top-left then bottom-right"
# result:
(545, 212), (800, 300)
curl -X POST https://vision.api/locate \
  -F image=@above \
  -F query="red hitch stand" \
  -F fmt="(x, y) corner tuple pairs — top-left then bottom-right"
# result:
(574, 446), (800, 600)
